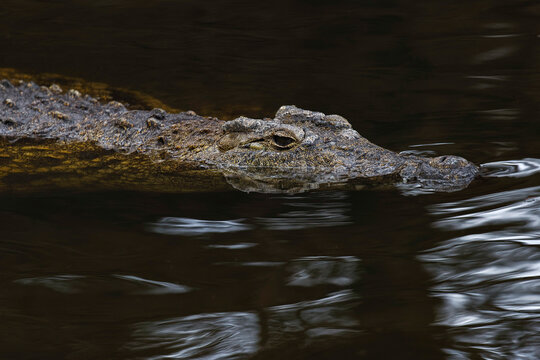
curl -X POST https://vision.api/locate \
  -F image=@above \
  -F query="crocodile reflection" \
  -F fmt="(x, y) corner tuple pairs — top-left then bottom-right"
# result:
(0, 79), (479, 193)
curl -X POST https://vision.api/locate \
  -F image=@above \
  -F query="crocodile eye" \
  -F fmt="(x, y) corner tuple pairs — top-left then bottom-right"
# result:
(270, 132), (298, 150)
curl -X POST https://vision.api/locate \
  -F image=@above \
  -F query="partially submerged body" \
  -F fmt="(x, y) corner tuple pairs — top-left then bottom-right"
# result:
(0, 78), (479, 193)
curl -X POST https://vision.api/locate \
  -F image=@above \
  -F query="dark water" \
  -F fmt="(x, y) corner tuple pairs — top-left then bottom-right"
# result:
(1, 1), (540, 359)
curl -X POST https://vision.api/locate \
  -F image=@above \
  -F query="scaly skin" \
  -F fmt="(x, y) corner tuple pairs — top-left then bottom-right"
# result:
(0, 79), (479, 193)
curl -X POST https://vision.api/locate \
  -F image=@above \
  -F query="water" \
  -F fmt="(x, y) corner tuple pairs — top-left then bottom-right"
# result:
(1, 1), (539, 359)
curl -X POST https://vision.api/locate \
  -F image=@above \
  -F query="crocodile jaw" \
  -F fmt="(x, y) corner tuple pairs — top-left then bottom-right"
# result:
(398, 155), (480, 191)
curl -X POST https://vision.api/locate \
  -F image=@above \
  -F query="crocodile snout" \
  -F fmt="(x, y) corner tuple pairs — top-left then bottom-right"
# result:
(419, 155), (479, 186)
(398, 154), (479, 191)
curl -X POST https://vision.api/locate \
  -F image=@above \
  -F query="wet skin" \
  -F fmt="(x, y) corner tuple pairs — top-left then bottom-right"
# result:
(0, 79), (479, 193)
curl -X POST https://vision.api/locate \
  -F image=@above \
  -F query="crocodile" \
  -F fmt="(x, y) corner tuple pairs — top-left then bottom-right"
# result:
(0, 79), (479, 193)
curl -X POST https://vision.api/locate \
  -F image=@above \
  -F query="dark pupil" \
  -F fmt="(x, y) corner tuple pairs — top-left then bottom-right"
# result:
(273, 135), (295, 147)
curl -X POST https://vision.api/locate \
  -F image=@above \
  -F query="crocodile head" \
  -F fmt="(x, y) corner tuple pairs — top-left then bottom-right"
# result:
(211, 105), (479, 193)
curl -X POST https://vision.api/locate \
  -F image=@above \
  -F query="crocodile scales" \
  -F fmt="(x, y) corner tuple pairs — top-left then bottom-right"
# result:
(0, 79), (479, 193)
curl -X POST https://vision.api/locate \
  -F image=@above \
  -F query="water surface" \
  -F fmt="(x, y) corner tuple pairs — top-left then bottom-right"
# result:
(1, 0), (539, 359)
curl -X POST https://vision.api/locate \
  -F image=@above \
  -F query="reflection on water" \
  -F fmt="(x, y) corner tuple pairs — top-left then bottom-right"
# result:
(148, 217), (252, 236)
(421, 184), (540, 358)
(429, 185), (540, 217)
(265, 290), (360, 346)
(429, 185), (540, 246)
(114, 275), (192, 295)
(127, 290), (359, 359)
(15, 275), (84, 294)
(287, 256), (360, 287)
(205, 242), (257, 250)
(16, 274), (192, 295)
(473, 45), (518, 63)
(148, 192), (351, 236)
(257, 192), (352, 231)
(6, 238), (364, 358)
(481, 158), (540, 178)
(128, 312), (260, 360)
(2, 0), (540, 358)
(221, 261), (286, 267)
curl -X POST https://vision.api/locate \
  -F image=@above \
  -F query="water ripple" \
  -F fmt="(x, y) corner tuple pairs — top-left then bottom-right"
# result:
(257, 208), (351, 230)
(433, 195), (539, 235)
(287, 256), (360, 287)
(473, 45), (517, 63)
(127, 312), (260, 360)
(421, 184), (540, 359)
(148, 217), (252, 236)
(15, 274), (192, 295)
(15, 275), (84, 294)
(481, 158), (540, 178)
(257, 192), (352, 231)
(126, 290), (359, 359)
(206, 242), (257, 250)
(267, 290), (361, 344)
(114, 275), (192, 295)
(147, 192), (352, 236)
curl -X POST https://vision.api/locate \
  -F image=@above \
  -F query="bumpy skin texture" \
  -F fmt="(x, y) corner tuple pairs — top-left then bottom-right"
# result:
(0, 79), (479, 192)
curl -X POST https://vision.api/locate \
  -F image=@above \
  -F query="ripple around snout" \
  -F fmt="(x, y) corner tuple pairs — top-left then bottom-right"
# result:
(480, 158), (540, 178)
